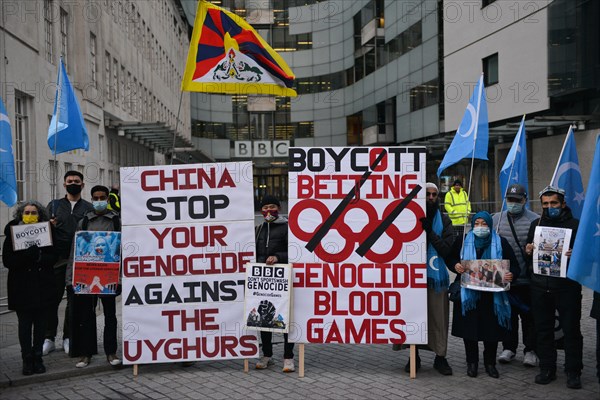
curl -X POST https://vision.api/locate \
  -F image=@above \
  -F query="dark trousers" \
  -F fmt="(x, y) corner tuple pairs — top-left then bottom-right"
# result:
(464, 339), (498, 365)
(71, 295), (98, 358)
(596, 318), (600, 380)
(45, 263), (70, 341)
(100, 296), (117, 355)
(531, 285), (583, 373)
(260, 331), (294, 359)
(502, 285), (536, 354)
(16, 309), (47, 358)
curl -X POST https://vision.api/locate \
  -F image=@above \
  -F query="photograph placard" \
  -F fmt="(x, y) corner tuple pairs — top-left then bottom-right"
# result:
(533, 226), (572, 278)
(72, 231), (121, 294)
(460, 259), (510, 292)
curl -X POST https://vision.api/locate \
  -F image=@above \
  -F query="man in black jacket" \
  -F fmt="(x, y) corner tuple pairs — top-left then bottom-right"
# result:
(43, 171), (93, 356)
(526, 186), (581, 389)
(254, 195), (294, 372)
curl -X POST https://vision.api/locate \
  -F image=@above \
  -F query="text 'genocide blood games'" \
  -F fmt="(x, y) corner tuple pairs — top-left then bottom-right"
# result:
(288, 147), (428, 345)
(120, 162), (258, 364)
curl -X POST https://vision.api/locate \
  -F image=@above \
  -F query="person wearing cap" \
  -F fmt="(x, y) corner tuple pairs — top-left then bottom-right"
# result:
(492, 184), (540, 367)
(403, 183), (454, 375)
(444, 179), (471, 237)
(525, 186), (581, 389)
(254, 195), (294, 373)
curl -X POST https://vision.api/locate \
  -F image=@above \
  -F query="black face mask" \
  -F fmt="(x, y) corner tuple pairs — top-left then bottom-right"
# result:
(66, 184), (82, 196)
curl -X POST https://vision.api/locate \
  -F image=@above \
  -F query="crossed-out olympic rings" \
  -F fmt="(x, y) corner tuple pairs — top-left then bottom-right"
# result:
(289, 198), (424, 263)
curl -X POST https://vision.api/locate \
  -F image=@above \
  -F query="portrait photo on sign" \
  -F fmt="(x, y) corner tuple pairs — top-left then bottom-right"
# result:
(460, 259), (510, 292)
(72, 231), (121, 295)
(533, 226), (572, 278)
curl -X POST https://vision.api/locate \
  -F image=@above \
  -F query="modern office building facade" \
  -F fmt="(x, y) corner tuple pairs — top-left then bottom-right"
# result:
(0, 0), (191, 218)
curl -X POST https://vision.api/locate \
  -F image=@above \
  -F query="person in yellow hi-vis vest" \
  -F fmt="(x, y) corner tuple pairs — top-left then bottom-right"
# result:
(444, 179), (471, 237)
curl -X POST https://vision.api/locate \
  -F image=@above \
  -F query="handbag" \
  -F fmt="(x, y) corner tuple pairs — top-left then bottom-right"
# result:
(448, 280), (461, 302)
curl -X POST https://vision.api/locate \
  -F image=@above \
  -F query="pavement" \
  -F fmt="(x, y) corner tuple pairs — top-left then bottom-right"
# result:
(1, 266), (600, 399)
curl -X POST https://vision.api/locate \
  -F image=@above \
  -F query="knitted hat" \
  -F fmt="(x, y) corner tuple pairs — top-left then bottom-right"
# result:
(260, 195), (280, 208)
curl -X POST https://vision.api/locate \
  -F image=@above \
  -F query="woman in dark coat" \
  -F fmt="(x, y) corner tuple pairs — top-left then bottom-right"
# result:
(2, 201), (58, 375)
(446, 211), (519, 379)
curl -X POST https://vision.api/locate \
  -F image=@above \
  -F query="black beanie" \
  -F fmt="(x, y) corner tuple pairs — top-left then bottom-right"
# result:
(260, 195), (280, 207)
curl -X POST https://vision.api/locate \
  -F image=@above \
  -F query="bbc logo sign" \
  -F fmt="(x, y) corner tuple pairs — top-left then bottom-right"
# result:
(234, 140), (289, 158)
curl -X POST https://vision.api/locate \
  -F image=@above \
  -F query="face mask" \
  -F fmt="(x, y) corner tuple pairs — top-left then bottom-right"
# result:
(66, 184), (82, 195)
(22, 214), (39, 224)
(262, 209), (278, 222)
(545, 207), (562, 219)
(506, 202), (524, 215)
(93, 200), (108, 212)
(472, 226), (490, 238)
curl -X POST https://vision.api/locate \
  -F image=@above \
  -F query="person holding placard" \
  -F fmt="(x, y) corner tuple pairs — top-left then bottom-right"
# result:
(525, 186), (581, 389)
(254, 195), (294, 373)
(3, 201), (58, 375)
(66, 185), (122, 368)
(446, 211), (519, 379)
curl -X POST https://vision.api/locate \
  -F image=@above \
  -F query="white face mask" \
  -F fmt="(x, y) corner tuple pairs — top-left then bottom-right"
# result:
(473, 226), (490, 238)
(506, 202), (524, 214)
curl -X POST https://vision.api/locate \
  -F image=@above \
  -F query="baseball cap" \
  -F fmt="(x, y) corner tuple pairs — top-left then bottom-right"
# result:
(538, 185), (566, 198)
(505, 184), (527, 199)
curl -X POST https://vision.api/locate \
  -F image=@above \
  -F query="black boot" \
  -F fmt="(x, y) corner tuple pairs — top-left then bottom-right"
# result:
(33, 356), (46, 374)
(22, 355), (34, 376)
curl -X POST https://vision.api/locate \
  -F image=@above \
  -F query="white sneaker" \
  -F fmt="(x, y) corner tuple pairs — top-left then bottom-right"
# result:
(75, 357), (90, 368)
(523, 351), (539, 367)
(42, 339), (55, 356)
(255, 356), (274, 369)
(282, 358), (295, 373)
(63, 338), (70, 354)
(498, 349), (516, 364)
(107, 354), (122, 366)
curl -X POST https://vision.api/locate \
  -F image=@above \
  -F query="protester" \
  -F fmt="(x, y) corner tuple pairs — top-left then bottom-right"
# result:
(492, 184), (540, 367)
(44, 171), (93, 356)
(254, 195), (294, 372)
(66, 185), (122, 368)
(404, 183), (454, 375)
(526, 186), (582, 389)
(2, 201), (58, 375)
(444, 179), (471, 237)
(446, 211), (519, 379)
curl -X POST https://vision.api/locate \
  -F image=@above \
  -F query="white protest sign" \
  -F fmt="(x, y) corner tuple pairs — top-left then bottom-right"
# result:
(11, 222), (53, 250)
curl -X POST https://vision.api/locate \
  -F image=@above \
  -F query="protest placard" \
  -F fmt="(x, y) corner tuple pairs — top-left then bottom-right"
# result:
(533, 226), (572, 278)
(244, 263), (292, 333)
(72, 231), (121, 294)
(288, 147), (427, 345)
(10, 222), (52, 250)
(120, 162), (258, 364)
(460, 259), (510, 292)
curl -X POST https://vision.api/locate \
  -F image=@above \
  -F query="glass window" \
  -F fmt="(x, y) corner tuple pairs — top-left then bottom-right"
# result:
(90, 33), (97, 87)
(483, 53), (499, 86)
(60, 8), (68, 68)
(44, 0), (54, 63)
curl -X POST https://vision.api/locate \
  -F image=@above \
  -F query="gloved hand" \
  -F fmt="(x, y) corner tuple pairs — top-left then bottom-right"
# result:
(257, 300), (276, 328)
(115, 284), (122, 296)
(24, 245), (41, 261)
(420, 217), (432, 234)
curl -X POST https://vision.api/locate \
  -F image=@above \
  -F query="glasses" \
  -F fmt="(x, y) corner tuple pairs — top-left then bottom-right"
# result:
(426, 192), (438, 198)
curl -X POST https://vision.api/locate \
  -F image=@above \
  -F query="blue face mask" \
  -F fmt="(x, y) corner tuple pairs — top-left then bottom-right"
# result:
(506, 202), (524, 215)
(93, 200), (108, 212)
(546, 207), (562, 219)
(472, 226), (490, 238)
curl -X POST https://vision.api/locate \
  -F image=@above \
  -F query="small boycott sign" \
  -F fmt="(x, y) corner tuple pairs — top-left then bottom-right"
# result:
(288, 147), (428, 345)
(11, 222), (53, 250)
(120, 162), (258, 364)
(72, 231), (121, 295)
(244, 263), (292, 333)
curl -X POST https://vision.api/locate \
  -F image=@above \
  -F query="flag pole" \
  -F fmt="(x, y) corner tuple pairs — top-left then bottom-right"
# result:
(51, 58), (63, 217)
(496, 115), (526, 233)
(550, 125), (573, 184)
(462, 75), (483, 245)
(169, 90), (184, 165)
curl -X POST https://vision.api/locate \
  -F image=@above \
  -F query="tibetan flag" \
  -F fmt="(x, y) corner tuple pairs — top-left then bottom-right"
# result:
(567, 135), (600, 292)
(550, 126), (585, 218)
(499, 116), (528, 209)
(0, 97), (18, 207)
(47, 59), (90, 155)
(437, 75), (489, 177)
(182, 0), (296, 97)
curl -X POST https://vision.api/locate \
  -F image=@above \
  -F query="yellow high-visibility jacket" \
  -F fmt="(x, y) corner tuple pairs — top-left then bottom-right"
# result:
(444, 188), (471, 226)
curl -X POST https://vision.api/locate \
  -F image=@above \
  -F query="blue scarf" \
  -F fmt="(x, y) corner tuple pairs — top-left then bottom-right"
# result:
(427, 211), (449, 292)
(460, 230), (511, 330)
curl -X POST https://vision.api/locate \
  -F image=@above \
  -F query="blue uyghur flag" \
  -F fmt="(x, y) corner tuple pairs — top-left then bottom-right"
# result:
(499, 116), (528, 209)
(0, 98), (17, 207)
(550, 127), (585, 218)
(437, 75), (489, 177)
(567, 135), (600, 292)
(47, 59), (89, 155)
